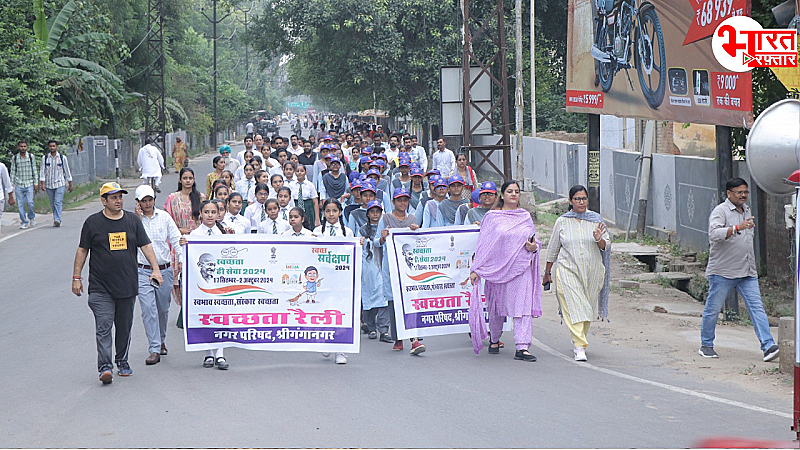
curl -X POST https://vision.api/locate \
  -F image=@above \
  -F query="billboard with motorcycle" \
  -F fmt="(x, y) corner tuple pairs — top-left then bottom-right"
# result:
(566, 0), (754, 128)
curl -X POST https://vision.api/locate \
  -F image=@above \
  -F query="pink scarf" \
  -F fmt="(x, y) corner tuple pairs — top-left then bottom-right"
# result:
(468, 208), (542, 354)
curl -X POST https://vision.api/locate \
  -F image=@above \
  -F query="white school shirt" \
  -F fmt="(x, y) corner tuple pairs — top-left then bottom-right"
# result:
(237, 149), (263, 166)
(137, 144), (164, 178)
(269, 165), (285, 179)
(137, 208), (182, 265)
(278, 205), (292, 222)
(257, 217), (290, 235)
(281, 227), (315, 237)
(223, 211), (247, 234)
(289, 179), (318, 201)
(190, 223), (224, 236)
(235, 177), (257, 203)
(313, 221), (354, 237)
(244, 201), (268, 231)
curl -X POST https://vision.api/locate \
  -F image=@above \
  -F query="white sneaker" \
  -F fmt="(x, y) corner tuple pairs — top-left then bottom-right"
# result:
(29, 219), (36, 227)
(321, 352), (331, 357)
(335, 353), (347, 364)
(574, 347), (587, 362)
(19, 223), (28, 229)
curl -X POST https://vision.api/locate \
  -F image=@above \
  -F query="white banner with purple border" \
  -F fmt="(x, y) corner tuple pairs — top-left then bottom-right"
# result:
(386, 226), (508, 340)
(183, 235), (361, 353)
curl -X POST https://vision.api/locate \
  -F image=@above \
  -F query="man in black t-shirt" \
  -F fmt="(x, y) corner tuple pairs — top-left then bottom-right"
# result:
(72, 182), (163, 385)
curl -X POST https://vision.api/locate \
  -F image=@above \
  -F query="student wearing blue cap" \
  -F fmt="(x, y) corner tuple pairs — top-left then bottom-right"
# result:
(343, 179), (363, 222)
(347, 180), (375, 235)
(391, 158), (412, 192)
(437, 175), (468, 226)
(358, 199), (393, 343)
(359, 156), (373, 174)
(420, 177), (449, 228)
(376, 188), (426, 354)
(319, 156), (350, 203)
(455, 189), (480, 226)
(408, 167), (428, 215)
(465, 181), (498, 225)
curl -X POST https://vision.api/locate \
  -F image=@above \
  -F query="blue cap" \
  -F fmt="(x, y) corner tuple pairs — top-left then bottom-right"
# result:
(398, 151), (410, 159)
(360, 180), (377, 194)
(374, 159), (386, 168)
(374, 153), (387, 160)
(361, 146), (373, 155)
(359, 156), (373, 165)
(471, 189), (481, 204)
(348, 171), (362, 183)
(410, 167), (424, 177)
(366, 168), (382, 178)
(398, 159), (410, 167)
(350, 179), (362, 189)
(369, 160), (381, 168)
(329, 156), (341, 165)
(448, 174), (465, 185)
(358, 173), (368, 181)
(393, 187), (410, 199)
(479, 181), (497, 194)
(323, 134), (334, 140)
(366, 199), (383, 211)
(434, 178), (448, 188)
(425, 169), (441, 177)
(410, 162), (421, 170)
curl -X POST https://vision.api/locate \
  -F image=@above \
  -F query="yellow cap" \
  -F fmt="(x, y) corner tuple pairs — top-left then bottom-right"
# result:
(99, 182), (128, 197)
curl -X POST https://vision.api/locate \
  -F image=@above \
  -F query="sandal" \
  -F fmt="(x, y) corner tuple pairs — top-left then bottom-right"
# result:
(215, 357), (229, 370)
(514, 350), (537, 362)
(488, 341), (500, 354)
(203, 356), (215, 368)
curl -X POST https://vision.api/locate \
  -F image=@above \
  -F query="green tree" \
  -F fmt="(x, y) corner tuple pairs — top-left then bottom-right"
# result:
(0, 0), (75, 159)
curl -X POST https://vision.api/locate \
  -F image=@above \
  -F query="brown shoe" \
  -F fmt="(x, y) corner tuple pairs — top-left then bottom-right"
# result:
(160, 343), (168, 355)
(145, 352), (161, 365)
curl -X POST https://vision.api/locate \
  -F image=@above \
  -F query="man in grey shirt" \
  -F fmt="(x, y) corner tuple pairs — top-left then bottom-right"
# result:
(699, 178), (778, 362)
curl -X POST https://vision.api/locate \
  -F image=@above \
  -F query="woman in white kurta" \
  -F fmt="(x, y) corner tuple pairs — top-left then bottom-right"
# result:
(543, 185), (610, 362)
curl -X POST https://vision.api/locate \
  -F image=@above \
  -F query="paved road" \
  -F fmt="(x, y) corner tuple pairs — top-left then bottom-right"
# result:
(0, 123), (793, 447)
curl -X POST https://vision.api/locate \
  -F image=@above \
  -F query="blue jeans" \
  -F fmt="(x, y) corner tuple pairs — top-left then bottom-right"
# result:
(15, 185), (35, 224)
(701, 275), (775, 351)
(46, 186), (65, 223)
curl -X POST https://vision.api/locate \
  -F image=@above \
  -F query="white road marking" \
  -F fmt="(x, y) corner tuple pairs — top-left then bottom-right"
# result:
(0, 226), (37, 243)
(532, 338), (792, 419)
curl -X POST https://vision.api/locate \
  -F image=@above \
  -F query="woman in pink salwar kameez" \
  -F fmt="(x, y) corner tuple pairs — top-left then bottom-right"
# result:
(469, 180), (542, 362)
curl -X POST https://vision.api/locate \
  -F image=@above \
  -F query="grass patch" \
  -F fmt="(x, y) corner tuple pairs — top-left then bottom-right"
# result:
(23, 181), (103, 214)
(535, 211), (559, 228)
(650, 274), (673, 289)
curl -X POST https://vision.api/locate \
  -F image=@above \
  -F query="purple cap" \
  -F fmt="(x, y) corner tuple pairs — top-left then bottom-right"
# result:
(366, 199), (383, 211)
(410, 168), (424, 177)
(471, 189), (481, 204)
(359, 156), (373, 165)
(448, 174), (465, 185)
(393, 188), (411, 199)
(366, 169), (382, 178)
(479, 181), (497, 194)
(360, 180), (377, 194)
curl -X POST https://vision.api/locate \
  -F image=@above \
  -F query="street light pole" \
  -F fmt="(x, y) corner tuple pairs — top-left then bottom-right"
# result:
(201, 0), (231, 152)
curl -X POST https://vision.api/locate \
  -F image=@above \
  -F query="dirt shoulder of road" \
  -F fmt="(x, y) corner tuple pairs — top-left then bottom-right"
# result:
(534, 217), (792, 401)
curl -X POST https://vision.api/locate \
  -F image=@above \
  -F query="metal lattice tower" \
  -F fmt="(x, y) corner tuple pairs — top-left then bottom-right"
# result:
(144, 0), (166, 158)
(462, 0), (512, 180)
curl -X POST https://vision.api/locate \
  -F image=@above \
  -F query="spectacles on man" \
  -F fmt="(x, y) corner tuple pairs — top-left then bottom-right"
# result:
(730, 190), (749, 196)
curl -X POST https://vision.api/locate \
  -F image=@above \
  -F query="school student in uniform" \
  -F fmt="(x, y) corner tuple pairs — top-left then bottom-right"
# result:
(358, 200), (392, 343)
(281, 207), (315, 237)
(223, 192), (247, 234)
(257, 199), (290, 235)
(276, 187), (293, 222)
(234, 164), (257, 210)
(243, 183), (271, 233)
(288, 164), (319, 229)
(313, 198), (353, 238)
(346, 180), (377, 235)
(185, 200), (230, 370)
(438, 175), (468, 226)
(421, 177), (449, 228)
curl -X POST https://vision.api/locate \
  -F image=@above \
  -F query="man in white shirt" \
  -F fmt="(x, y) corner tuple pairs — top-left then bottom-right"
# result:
(432, 138), (455, 177)
(0, 161), (16, 231)
(134, 185), (182, 365)
(404, 135), (428, 171)
(237, 136), (262, 166)
(245, 121), (254, 137)
(289, 135), (304, 156)
(137, 138), (165, 192)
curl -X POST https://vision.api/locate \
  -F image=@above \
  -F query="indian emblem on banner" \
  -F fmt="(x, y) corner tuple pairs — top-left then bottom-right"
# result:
(449, 235), (455, 251)
(270, 246), (277, 263)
